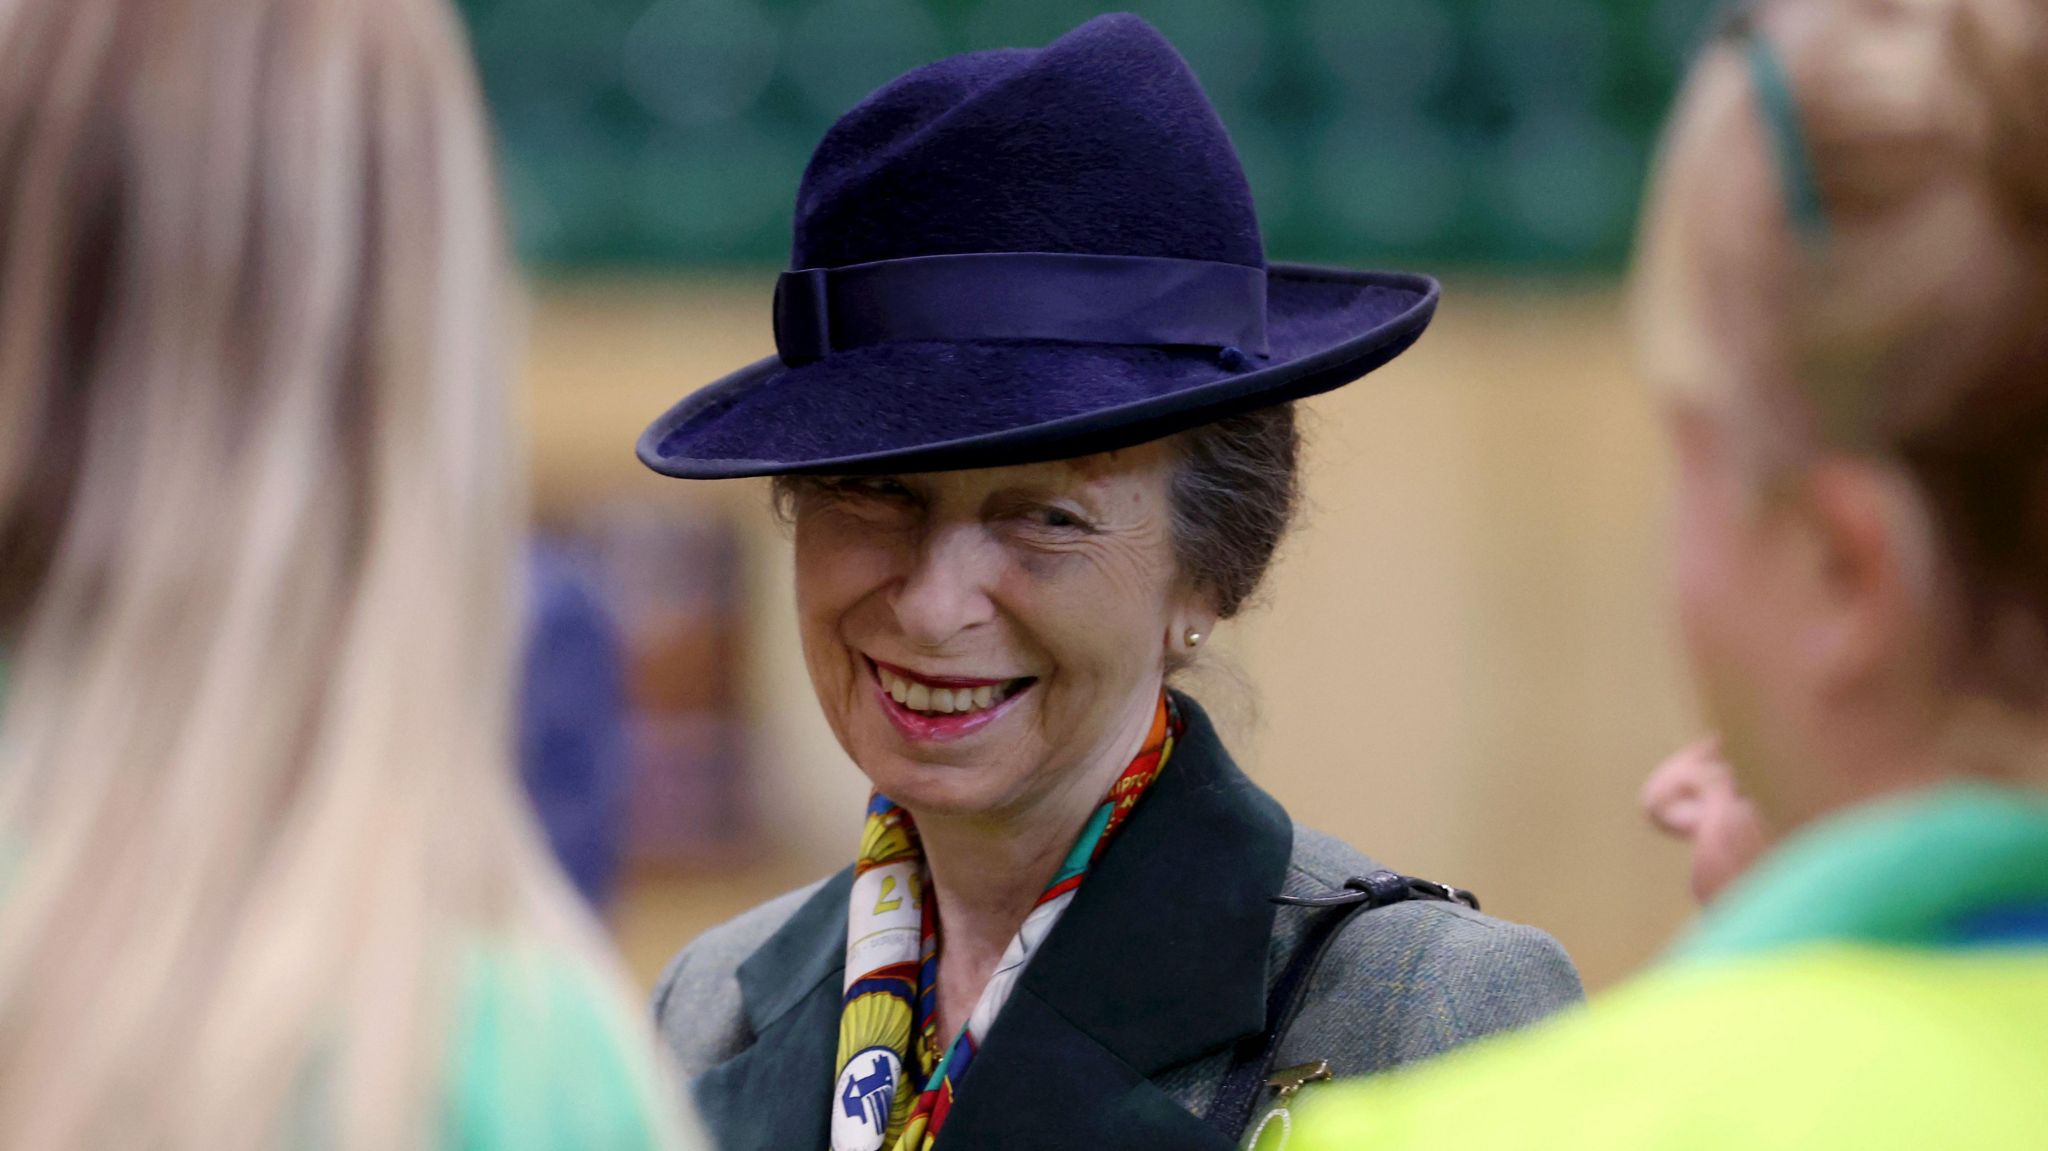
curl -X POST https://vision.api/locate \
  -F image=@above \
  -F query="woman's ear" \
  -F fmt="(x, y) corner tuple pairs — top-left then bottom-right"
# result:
(1791, 459), (1939, 698)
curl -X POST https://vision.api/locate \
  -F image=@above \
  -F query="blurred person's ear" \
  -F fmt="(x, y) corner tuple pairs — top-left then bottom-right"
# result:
(1787, 460), (1939, 706)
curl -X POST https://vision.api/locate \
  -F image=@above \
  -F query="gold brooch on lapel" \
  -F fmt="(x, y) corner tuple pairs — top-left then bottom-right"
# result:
(1243, 1060), (1334, 1150)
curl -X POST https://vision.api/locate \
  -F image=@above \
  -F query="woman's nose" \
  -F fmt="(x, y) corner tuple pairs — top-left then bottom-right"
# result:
(891, 524), (997, 648)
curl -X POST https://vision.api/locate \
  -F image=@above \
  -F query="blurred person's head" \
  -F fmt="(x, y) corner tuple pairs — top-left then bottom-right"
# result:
(0, 0), (669, 1146)
(1637, 0), (2048, 838)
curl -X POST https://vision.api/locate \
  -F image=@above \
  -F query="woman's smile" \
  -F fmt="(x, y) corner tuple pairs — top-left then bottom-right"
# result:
(864, 656), (1039, 743)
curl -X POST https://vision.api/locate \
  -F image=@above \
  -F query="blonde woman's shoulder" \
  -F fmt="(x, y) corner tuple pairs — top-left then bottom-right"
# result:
(448, 939), (695, 1151)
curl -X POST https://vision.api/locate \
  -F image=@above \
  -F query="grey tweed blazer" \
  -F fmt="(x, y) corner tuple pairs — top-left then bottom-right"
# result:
(653, 695), (1583, 1150)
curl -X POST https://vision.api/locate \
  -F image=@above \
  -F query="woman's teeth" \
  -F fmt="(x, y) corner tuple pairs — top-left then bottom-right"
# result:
(883, 671), (1013, 716)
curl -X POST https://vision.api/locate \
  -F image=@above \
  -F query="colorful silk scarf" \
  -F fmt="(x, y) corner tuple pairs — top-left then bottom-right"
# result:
(829, 693), (1182, 1151)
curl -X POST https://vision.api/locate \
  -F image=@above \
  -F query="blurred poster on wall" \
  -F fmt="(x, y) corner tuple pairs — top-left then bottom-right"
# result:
(601, 508), (755, 872)
(522, 506), (757, 905)
(521, 537), (634, 907)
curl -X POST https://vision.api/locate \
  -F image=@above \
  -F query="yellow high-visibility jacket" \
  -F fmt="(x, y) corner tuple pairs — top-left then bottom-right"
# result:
(1295, 784), (2048, 1150)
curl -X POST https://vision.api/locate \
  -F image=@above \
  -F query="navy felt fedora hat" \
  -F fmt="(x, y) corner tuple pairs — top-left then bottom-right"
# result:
(638, 13), (1439, 480)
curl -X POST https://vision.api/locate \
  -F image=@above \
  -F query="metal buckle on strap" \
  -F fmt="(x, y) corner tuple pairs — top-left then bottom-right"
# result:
(1271, 869), (1481, 912)
(1407, 878), (1481, 911)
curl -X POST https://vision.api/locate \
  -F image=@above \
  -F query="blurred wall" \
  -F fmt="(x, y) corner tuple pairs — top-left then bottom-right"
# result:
(522, 274), (1702, 992)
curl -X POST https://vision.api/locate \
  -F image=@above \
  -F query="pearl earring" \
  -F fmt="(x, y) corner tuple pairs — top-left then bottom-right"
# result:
(1183, 628), (1204, 649)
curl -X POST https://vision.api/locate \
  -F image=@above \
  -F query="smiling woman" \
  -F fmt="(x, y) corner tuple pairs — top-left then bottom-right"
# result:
(642, 15), (1583, 1151)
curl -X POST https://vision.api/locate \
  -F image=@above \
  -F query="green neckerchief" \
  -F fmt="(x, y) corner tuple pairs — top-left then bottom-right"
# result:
(1674, 782), (2048, 964)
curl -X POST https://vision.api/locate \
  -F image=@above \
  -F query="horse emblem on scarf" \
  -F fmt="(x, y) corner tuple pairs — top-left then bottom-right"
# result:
(831, 1048), (902, 1151)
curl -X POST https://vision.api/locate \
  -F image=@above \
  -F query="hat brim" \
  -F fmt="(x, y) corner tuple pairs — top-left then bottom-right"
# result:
(636, 263), (1438, 479)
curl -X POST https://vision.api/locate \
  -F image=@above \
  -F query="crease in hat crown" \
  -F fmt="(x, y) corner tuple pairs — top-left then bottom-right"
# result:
(789, 13), (1265, 272)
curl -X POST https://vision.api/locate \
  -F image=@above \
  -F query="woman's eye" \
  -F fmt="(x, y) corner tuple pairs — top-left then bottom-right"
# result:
(1029, 506), (1089, 531)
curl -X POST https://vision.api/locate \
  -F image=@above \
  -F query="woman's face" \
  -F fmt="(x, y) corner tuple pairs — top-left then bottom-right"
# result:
(1664, 402), (1799, 791)
(1638, 64), (1838, 830)
(791, 443), (1203, 819)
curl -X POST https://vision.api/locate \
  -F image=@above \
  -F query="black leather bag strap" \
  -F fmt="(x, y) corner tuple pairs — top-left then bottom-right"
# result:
(1206, 870), (1480, 1142)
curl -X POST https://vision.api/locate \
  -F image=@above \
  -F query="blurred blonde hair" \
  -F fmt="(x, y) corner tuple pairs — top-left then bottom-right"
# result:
(0, 0), (674, 1146)
(1638, 0), (2048, 706)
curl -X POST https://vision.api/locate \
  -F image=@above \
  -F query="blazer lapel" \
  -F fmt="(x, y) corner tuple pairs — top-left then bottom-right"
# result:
(935, 692), (1295, 1149)
(692, 868), (854, 1151)
(693, 694), (1295, 1151)
(927, 987), (1236, 1150)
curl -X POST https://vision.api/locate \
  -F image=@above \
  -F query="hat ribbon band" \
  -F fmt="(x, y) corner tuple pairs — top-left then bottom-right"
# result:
(773, 251), (1270, 366)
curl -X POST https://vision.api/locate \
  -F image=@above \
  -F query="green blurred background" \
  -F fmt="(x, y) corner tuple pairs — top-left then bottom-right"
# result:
(458, 0), (1723, 271)
(492, 3), (1722, 995)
